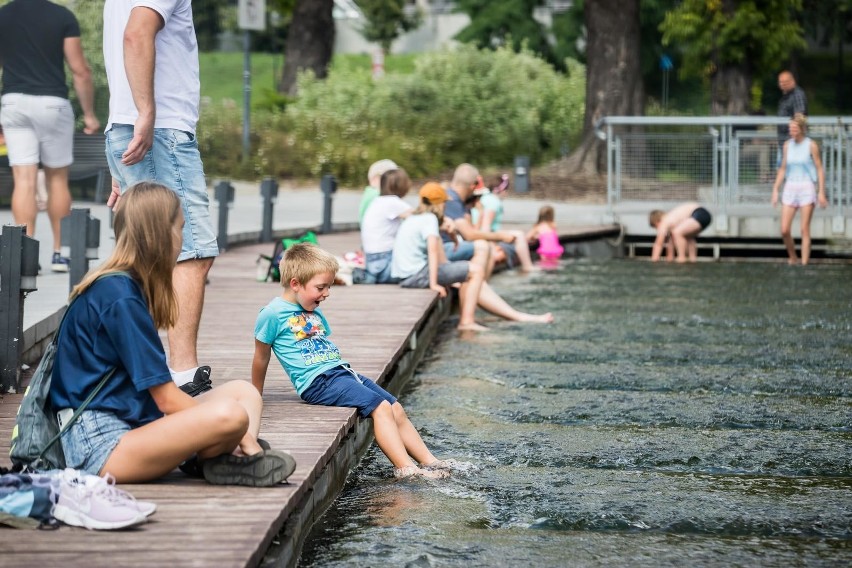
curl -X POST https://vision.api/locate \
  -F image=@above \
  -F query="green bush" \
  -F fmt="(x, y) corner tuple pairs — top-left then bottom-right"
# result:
(199, 45), (585, 185)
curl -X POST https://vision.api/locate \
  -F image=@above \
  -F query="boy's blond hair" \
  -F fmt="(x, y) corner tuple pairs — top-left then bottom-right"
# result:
(279, 243), (339, 286)
(649, 209), (665, 228)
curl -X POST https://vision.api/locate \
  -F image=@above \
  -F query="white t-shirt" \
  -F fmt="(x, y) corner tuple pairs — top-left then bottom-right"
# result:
(360, 195), (412, 254)
(391, 212), (440, 279)
(103, 0), (200, 133)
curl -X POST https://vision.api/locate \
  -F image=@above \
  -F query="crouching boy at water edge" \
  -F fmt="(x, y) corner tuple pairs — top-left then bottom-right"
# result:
(251, 243), (452, 480)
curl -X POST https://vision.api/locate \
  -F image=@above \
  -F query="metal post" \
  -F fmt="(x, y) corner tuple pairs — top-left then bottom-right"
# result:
(320, 174), (337, 234)
(242, 30), (251, 162)
(215, 180), (235, 251)
(0, 225), (39, 393)
(513, 156), (530, 193)
(61, 208), (99, 293)
(260, 176), (278, 242)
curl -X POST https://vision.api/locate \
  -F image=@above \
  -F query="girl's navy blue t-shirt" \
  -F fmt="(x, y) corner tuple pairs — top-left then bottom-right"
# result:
(50, 275), (172, 427)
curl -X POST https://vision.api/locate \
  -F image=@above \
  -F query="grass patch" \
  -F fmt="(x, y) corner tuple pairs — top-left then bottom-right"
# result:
(199, 52), (420, 106)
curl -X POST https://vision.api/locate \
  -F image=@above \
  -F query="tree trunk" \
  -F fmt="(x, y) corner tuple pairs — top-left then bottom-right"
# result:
(279, 0), (335, 96)
(709, 64), (751, 115)
(565, 0), (643, 175)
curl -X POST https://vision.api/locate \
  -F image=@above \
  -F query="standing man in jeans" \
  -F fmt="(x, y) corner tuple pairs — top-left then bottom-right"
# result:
(0, 0), (99, 272)
(103, 1), (217, 395)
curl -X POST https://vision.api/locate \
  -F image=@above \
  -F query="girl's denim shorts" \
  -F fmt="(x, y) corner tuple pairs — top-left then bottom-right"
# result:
(59, 409), (130, 476)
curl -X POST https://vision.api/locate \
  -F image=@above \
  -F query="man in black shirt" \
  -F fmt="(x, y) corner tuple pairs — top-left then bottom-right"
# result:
(0, 0), (99, 272)
(777, 71), (807, 143)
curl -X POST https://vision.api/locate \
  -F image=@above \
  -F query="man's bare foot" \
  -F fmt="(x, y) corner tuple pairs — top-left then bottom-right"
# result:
(787, 258), (799, 265)
(516, 312), (555, 324)
(458, 321), (490, 332)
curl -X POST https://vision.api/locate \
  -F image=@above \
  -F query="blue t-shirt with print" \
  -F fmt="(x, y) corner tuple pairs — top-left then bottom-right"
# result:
(254, 297), (348, 395)
(50, 275), (172, 428)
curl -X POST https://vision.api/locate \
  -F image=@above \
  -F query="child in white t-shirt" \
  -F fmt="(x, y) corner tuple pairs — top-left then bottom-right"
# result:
(360, 168), (413, 283)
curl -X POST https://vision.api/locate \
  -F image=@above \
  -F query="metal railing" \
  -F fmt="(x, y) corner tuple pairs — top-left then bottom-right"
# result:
(597, 116), (852, 223)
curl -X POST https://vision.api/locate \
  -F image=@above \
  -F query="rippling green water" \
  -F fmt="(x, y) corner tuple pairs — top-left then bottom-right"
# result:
(300, 260), (852, 567)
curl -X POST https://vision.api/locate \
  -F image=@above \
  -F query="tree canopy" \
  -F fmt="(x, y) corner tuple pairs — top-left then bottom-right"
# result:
(453, 0), (561, 69)
(660, 0), (806, 113)
(357, 0), (422, 53)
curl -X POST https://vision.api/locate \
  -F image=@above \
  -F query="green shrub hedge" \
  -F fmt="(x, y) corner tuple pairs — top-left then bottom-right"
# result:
(197, 46), (585, 185)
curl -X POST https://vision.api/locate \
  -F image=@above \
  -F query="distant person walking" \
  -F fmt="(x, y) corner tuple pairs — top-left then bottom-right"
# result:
(103, 1), (218, 395)
(771, 114), (826, 265)
(0, 0), (99, 272)
(776, 71), (807, 152)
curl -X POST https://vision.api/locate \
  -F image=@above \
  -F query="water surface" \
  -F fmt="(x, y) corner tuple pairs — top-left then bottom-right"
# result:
(301, 260), (852, 567)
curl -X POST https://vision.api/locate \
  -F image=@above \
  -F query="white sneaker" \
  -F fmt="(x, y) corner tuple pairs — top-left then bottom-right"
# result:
(81, 473), (157, 518)
(52, 469), (149, 530)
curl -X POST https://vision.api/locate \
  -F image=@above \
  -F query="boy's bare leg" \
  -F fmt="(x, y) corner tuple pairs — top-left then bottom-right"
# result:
(391, 402), (437, 465)
(671, 218), (702, 263)
(43, 166), (72, 252)
(780, 205), (799, 264)
(10, 164), (39, 236)
(370, 401), (419, 468)
(169, 257), (214, 371)
(688, 239), (698, 262)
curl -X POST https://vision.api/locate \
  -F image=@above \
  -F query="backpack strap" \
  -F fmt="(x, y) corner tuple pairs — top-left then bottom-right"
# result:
(36, 367), (117, 467)
(34, 271), (132, 468)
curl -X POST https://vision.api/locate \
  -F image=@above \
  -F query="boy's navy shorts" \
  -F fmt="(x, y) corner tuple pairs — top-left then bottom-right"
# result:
(300, 365), (396, 418)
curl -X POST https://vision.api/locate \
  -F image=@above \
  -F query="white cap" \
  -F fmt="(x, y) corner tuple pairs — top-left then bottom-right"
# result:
(367, 159), (398, 183)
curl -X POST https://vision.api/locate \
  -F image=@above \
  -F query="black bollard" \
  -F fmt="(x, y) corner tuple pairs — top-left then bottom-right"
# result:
(320, 174), (337, 234)
(61, 208), (100, 293)
(260, 177), (278, 243)
(514, 155), (530, 193)
(0, 225), (39, 393)
(215, 180), (235, 251)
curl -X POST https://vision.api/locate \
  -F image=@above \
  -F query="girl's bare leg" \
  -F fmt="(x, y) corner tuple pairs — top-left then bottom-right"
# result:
(780, 205), (798, 264)
(101, 380), (265, 482)
(476, 280), (554, 323)
(799, 204), (815, 265)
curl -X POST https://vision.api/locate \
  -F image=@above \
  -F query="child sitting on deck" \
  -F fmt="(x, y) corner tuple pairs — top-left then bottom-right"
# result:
(251, 243), (450, 480)
(392, 183), (554, 330)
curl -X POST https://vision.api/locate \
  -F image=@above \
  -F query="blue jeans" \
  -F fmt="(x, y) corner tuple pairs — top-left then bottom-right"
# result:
(443, 240), (475, 261)
(105, 124), (219, 262)
(364, 251), (399, 284)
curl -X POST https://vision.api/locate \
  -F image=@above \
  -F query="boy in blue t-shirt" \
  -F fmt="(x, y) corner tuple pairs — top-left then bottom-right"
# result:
(252, 243), (451, 480)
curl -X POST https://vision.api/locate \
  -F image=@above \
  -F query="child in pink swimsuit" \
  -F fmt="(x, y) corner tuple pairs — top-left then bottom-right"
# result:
(526, 205), (564, 261)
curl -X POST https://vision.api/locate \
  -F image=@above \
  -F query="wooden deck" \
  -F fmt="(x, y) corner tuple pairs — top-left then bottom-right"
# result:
(0, 225), (618, 566)
(0, 231), (451, 567)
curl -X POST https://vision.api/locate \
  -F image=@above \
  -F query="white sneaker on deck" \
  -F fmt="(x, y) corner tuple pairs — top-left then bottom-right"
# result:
(52, 469), (152, 530)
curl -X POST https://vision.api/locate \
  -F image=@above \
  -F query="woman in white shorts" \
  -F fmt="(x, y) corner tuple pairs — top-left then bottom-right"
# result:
(771, 114), (826, 265)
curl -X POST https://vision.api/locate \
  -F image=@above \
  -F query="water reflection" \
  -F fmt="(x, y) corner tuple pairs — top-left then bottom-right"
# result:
(300, 260), (852, 567)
